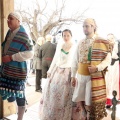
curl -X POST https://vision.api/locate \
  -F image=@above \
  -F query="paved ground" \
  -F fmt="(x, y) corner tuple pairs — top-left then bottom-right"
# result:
(5, 74), (120, 120)
(103, 105), (120, 120)
(5, 74), (41, 120)
(6, 104), (120, 120)
(6, 102), (40, 120)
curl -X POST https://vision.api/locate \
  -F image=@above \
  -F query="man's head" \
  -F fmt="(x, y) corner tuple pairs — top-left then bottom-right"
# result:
(107, 33), (115, 44)
(7, 12), (22, 31)
(45, 34), (53, 42)
(37, 37), (45, 46)
(83, 18), (97, 37)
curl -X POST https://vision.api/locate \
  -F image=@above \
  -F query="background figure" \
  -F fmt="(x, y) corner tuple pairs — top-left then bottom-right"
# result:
(26, 59), (31, 86)
(105, 33), (120, 108)
(32, 37), (45, 92)
(0, 12), (34, 120)
(118, 40), (120, 100)
(29, 59), (35, 74)
(39, 34), (56, 90)
(29, 40), (36, 74)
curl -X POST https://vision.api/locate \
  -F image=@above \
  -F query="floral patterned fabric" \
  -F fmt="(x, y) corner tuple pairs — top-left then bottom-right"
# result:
(72, 102), (81, 120)
(78, 35), (96, 63)
(39, 66), (73, 120)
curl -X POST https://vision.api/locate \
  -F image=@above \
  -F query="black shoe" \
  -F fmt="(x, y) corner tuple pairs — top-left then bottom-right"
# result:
(35, 89), (40, 92)
(35, 88), (42, 92)
(106, 105), (111, 108)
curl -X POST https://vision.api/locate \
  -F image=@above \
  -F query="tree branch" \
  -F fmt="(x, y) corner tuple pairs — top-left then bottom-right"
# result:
(15, 0), (87, 40)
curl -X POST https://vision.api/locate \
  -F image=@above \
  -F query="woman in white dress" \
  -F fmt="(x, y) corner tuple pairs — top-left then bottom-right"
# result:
(39, 29), (75, 120)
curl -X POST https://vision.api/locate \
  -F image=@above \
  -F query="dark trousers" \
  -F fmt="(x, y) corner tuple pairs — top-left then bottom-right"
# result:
(42, 60), (52, 78)
(36, 69), (42, 90)
(7, 94), (26, 106)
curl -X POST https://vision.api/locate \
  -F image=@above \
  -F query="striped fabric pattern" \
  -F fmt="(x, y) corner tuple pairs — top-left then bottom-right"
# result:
(2, 64), (27, 79)
(2, 25), (32, 79)
(0, 25), (33, 100)
(90, 39), (110, 120)
(91, 71), (106, 102)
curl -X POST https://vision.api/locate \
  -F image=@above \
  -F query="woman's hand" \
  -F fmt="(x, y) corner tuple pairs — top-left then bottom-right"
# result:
(71, 77), (76, 87)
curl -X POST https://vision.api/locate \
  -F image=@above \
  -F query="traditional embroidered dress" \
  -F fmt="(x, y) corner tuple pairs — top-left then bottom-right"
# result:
(0, 25), (33, 100)
(71, 36), (111, 120)
(39, 42), (75, 120)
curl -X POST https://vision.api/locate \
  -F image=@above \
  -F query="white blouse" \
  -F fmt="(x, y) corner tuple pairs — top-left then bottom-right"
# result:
(48, 42), (75, 73)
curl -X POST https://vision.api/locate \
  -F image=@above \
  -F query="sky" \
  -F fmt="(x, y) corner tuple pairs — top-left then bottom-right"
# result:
(69, 0), (120, 40)
(15, 0), (120, 41)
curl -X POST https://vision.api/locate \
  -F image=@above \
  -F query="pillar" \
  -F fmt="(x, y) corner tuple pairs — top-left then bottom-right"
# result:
(0, 0), (15, 118)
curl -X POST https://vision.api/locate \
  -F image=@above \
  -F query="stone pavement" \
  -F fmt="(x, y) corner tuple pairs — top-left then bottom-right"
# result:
(103, 105), (120, 120)
(5, 74), (41, 120)
(6, 104), (120, 120)
(5, 74), (120, 120)
(6, 102), (40, 120)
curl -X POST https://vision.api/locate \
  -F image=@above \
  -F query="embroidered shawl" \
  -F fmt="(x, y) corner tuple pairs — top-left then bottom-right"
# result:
(90, 39), (111, 120)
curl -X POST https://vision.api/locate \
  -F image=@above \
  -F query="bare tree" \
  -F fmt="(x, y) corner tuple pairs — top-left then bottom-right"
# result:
(15, 0), (88, 41)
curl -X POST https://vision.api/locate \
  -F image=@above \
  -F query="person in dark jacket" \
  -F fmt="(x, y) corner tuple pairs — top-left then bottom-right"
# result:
(39, 34), (56, 90)
(32, 37), (45, 92)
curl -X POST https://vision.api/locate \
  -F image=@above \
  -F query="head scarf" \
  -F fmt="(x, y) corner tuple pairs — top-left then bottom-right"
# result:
(8, 12), (22, 23)
(84, 18), (97, 33)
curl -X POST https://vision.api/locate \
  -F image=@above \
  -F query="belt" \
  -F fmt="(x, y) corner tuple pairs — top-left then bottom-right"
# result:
(45, 57), (53, 61)
(78, 62), (90, 75)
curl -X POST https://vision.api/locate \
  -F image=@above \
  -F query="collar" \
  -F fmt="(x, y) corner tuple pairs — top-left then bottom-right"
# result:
(10, 27), (20, 35)
(85, 34), (96, 40)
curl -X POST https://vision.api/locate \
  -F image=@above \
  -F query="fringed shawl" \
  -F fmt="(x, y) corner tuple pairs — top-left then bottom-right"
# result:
(0, 25), (33, 100)
(90, 39), (111, 120)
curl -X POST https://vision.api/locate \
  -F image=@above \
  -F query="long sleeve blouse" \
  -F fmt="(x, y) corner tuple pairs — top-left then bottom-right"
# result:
(48, 42), (75, 73)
